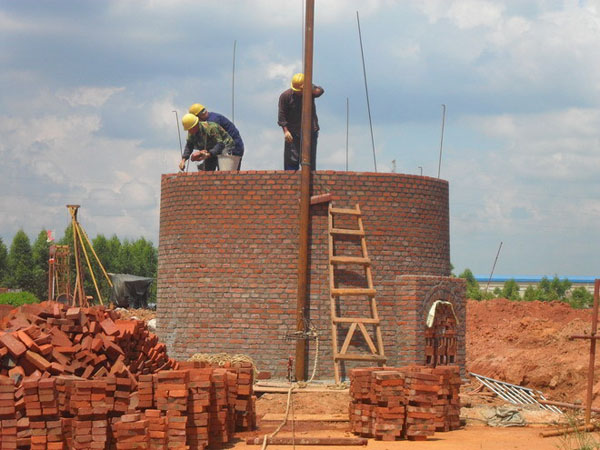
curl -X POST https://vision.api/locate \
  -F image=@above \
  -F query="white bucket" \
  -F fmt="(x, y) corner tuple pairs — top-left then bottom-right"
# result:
(217, 154), (241, 171)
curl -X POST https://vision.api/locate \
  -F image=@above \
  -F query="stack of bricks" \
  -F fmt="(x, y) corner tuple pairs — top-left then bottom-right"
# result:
(208, 369), (232, 448)
(0, 376), (16, 450)
(187, 369), (212, 450)
(156, 370), (189, 448)
(106, 374), (132, 415)
(371, 371), (405, 441)
(138, 374), (154, 409)
(23, 377), (64, 450)
(144, 409), (167, 449)
(70, 379), (109, 449)
(232, 363), (255, 431)
(348, 367), (379, 436)
(349, 365), (462, 442)
(431, 366), (461, 432)
(403, 367), (438, 441)
(113, 413), (149, 449)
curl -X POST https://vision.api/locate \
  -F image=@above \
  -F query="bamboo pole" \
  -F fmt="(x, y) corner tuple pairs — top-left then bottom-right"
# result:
(75, 222), (103, 305)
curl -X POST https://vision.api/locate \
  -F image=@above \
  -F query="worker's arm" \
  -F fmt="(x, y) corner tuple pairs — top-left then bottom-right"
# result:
(278, 91), (293, 142)
(179, 135), (196, 171)
(313, 85), (324, 97)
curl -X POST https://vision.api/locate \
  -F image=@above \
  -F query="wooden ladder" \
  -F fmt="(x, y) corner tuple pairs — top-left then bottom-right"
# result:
(328, 203), (386, 383)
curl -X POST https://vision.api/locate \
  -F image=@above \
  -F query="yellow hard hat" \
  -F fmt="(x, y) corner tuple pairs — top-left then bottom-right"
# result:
(189, 103), (206, 116)
(182, 113), (199, 131)
(291, 73), (304, 91)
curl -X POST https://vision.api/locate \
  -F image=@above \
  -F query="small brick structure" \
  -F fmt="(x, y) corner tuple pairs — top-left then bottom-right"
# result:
(157, 171), (466, 379)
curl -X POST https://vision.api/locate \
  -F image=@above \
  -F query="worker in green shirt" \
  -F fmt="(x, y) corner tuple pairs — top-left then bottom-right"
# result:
(179, 113), (235, 171)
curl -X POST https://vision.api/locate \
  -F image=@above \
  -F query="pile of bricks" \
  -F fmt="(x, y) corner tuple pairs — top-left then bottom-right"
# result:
(0, 302), (176, 381)
(113, 413), (149, 449)
(23, 377), (64, 449)
(0, 376), (16, 449)
(0, 302), (257, 448)
(349, 365), (461, 442)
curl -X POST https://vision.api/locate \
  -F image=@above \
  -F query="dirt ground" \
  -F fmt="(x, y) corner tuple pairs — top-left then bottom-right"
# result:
(467, 298), (597, 406)
(121, 298), (600, 448)
(229, 390), (571, 449)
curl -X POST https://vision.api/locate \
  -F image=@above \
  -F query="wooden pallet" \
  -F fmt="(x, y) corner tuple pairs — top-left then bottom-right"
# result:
(328, 203), (386, 383)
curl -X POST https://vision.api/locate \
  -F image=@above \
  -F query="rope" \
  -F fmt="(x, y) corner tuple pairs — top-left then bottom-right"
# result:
(261, 385), (296, 450)
(262, 322), (319, 449)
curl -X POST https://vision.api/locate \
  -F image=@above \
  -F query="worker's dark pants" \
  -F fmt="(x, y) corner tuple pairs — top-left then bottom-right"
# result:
(284, 131), (318, 171)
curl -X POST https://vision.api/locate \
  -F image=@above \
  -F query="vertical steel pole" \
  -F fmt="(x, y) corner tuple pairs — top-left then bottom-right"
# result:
(356, 11), (377, 172)
(295, 0), (315, 382)
(346, 97), (349, 172)
(232, 40), (237, 124)
(438, 104), (446, 178)
(585, 279), (600, 425)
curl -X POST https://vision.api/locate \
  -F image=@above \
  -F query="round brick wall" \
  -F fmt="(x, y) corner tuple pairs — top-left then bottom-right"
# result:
(157, 170), (451, 378)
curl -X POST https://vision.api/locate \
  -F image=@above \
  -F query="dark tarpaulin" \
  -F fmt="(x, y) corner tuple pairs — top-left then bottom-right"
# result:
(108, 273), (153, 308)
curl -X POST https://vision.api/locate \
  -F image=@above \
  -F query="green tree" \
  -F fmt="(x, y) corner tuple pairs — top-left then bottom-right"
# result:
(523, 285), (538, 302)
(7, 230), (34, 291)
(501, 279), (521, 301)
(31, 230), (50, 300)
(538, 276), (571, 301)
(459, 268), (482, 300)
(568, 287), (594, 309)
(0, 237), (7, 285)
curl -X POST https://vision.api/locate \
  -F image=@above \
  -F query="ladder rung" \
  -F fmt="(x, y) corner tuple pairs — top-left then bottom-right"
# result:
(330, 207), (360, 216)
(331, 288), (376, 296)
(332, 317), (380, 324)
(330, 256), (370, 265)
(330, 228), (364, 236)
(334, 353), (387, 362)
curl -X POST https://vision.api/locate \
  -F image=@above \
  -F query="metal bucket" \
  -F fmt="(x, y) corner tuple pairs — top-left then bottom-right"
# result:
(217, 154), (241, 171)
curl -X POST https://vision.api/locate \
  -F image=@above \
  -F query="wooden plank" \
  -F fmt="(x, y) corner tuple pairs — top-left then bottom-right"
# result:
(339, 322), (357, 355)
(310, 193), (332, 205)
(331, 288), (375, 296)
(333, 317), (379, 324)
(330, 256), (370, 265)
(334, 353), (386, 362)
(329, 207), (361, 216)
(330, 228), (364, 236)
(246, 436), (367, 446)
(261, 413), (349, 422)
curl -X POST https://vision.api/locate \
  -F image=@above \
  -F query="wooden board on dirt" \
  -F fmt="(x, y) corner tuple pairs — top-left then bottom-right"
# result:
(261, 413), (349, 422)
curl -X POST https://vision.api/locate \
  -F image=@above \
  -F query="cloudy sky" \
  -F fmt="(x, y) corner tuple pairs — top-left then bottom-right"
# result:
(1, 0), (600, 278)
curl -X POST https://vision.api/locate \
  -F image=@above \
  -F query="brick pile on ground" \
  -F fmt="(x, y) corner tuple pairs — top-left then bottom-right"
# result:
(0, 368), (255, 449)
(0, 376), (16, 449)
(0, 301), (177, 380)
(349, 365), (461, 442)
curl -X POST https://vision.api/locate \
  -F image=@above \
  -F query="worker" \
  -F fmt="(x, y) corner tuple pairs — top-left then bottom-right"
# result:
(178, 113), (235, 171)
(277, 73), (324, 171)
(189, 103), (244, 170)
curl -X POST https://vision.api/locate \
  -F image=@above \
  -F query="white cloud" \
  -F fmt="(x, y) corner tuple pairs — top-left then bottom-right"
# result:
(57, 87), (125, 108)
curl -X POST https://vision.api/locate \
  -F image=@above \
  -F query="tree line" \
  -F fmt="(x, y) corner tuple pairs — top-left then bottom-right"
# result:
(0, 228), (157, 304)
(458, 268), (594, 308)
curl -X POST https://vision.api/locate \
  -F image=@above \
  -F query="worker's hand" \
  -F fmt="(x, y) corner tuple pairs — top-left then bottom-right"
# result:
(284, 130), (293, 143)
(191, 150), (210, 161)
(178, 159), (186, 171)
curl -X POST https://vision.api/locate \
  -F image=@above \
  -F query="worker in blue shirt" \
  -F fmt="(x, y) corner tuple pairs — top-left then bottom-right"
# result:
(189, 104), (244, 170)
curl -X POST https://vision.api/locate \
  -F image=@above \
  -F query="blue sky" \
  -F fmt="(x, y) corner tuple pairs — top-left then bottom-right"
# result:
(1, 0), (600, 277)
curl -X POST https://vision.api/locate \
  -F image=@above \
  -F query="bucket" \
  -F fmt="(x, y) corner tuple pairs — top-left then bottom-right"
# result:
(217, 154), (241, 171)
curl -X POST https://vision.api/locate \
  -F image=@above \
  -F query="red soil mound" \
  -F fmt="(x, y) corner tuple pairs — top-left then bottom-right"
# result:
(467, 298), (600, 405)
